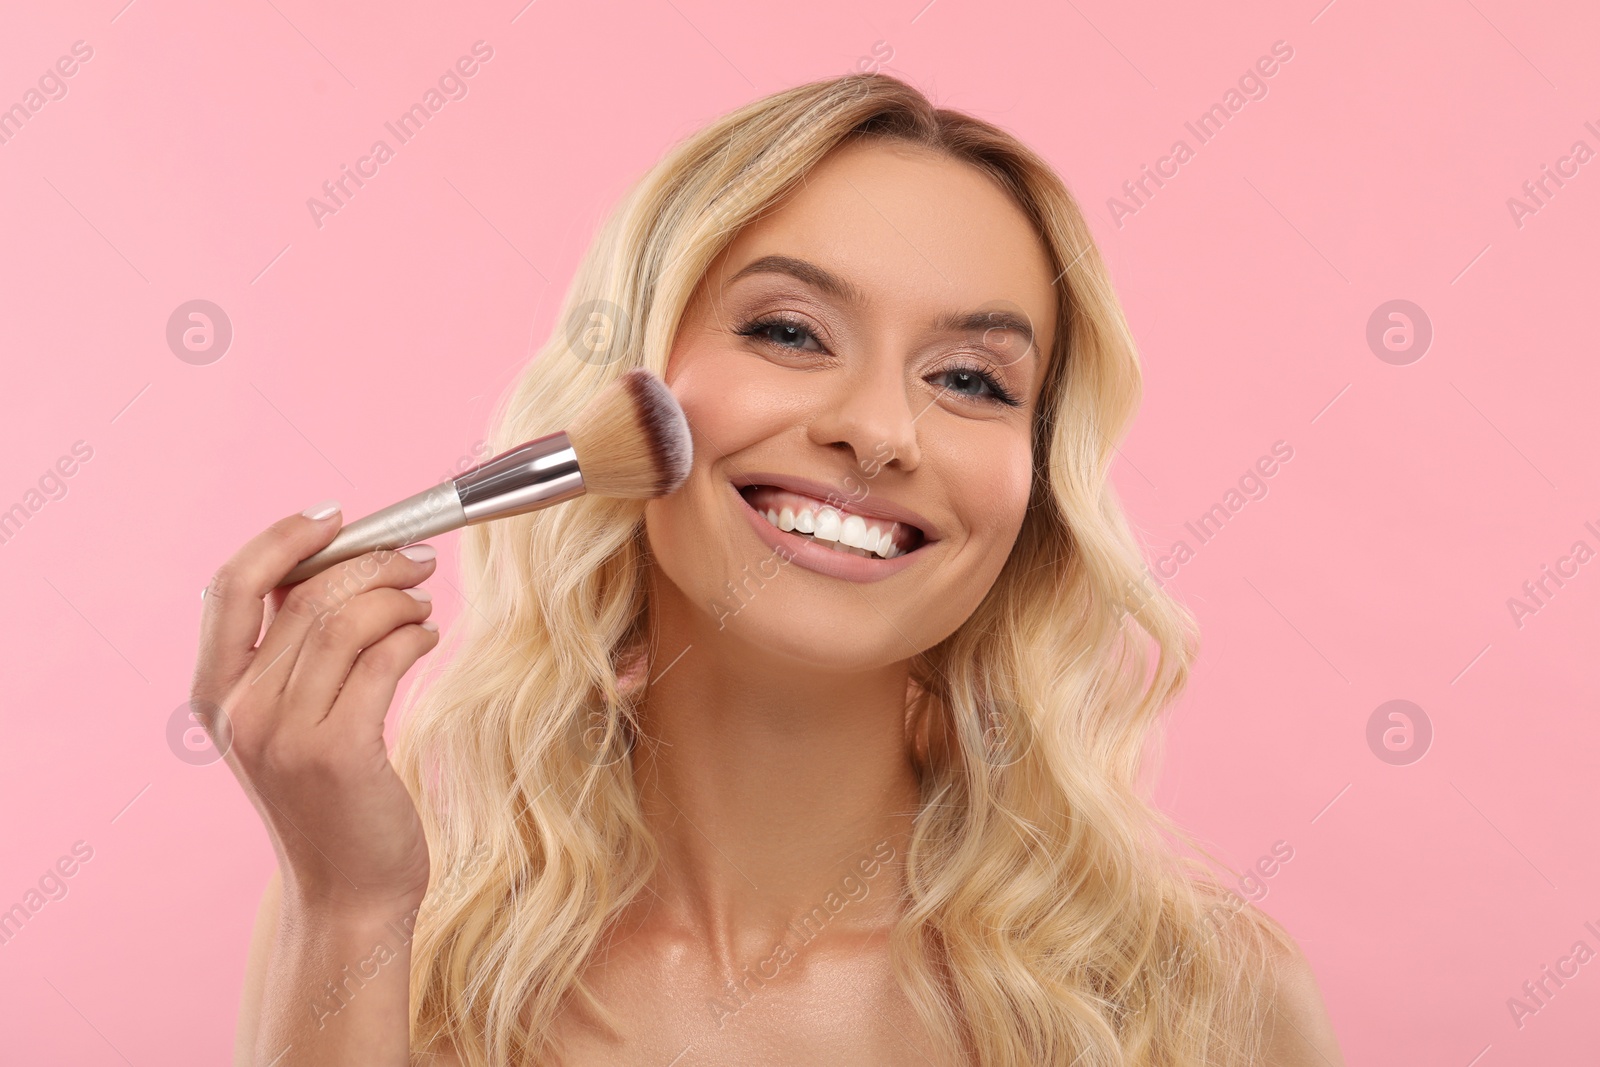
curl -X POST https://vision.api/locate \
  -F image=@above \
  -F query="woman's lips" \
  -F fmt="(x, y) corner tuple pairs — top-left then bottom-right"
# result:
(738, 484), (923, 556)
(730, 481), (929, 583)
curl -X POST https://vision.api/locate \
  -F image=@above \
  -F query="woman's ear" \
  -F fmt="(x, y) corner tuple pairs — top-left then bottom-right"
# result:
(903, 677), (929, 771)
(904, 675), (954, 776)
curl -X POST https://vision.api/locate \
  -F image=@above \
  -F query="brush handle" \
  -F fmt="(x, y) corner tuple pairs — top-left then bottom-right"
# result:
(275, 431), (584, 589)
(278, 481), (467, 588)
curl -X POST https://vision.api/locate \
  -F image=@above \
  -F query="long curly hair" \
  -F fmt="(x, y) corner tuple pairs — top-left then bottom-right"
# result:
(391, 70), (1296, 1066)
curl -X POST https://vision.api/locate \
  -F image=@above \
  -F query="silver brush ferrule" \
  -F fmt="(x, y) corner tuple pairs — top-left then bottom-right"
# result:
(454, 430), (585, 523)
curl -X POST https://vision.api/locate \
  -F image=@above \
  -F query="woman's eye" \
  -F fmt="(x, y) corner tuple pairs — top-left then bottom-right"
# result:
(738, 318), (822, 352)
(930, 366), (1022, 408)
(737, 318), (1022, 409)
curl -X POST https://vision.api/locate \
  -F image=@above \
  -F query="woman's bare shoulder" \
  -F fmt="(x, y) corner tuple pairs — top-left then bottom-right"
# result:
(1257, 932), (1345, 1067)
(1184, 887), (1345, 1066)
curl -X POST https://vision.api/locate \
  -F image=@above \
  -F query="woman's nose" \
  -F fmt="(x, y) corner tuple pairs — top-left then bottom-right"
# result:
(805, 355), (921, 475)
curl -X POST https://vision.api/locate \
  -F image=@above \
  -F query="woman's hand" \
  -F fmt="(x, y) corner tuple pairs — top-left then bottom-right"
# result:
(193, 500), (441, 917)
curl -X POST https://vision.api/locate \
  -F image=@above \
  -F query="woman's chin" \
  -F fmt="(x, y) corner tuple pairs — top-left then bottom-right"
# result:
(703, 607), (914, 674)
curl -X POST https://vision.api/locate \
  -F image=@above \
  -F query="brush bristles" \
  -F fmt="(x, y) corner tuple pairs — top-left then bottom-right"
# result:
(566, 368), (693, 499)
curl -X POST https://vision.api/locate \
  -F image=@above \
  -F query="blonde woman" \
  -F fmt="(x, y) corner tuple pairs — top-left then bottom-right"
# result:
(212, 72), (1345, 1065)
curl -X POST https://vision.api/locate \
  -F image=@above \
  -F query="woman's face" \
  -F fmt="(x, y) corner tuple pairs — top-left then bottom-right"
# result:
(644, 137), (1058, 671)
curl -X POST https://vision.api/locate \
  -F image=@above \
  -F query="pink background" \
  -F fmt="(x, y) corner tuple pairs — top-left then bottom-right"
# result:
(2, 0), (1596, 1061)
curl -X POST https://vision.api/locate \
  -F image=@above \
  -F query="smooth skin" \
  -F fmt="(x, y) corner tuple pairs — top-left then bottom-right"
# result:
(206, 515), (441, 1067)
(229, 139), (1344, 1065)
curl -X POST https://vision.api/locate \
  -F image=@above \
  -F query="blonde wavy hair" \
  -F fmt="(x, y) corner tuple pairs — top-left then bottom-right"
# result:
(392, 71), (1297, 1066)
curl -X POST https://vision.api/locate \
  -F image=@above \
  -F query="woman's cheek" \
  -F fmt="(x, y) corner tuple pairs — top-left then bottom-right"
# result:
(937, 417), (1031, 501)
(995, 449), (1035, 549)
(675, 348), (811, 453)
(671, 342), (748, 438)
(646, 344), (781, 601)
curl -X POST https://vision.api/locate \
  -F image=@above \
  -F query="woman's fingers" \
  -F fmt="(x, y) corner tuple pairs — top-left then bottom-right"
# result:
(251, 545), (438, 706)
(279, 586), (436, 730)
(324, 621), (441, 747)
(258, 582), (293, 644)
(194, 502), (344, 699)
(269, 545), (436, 650)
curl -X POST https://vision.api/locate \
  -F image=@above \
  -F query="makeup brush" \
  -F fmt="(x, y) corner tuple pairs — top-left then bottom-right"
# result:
(275, 368), (692, 588)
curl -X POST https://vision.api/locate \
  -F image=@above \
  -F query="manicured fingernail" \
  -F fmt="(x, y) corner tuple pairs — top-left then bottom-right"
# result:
(404, 587), (432, 602)
(302, 499), (340, 520)
(420, 620), (439, 632)
(400, 544), (437, 563)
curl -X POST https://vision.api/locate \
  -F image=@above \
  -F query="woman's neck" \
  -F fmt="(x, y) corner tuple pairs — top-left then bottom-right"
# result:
(626, 580), (924, 964)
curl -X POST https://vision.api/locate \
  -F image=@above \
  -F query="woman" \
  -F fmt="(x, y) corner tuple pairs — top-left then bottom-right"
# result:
(215, 72), (1345, 1065)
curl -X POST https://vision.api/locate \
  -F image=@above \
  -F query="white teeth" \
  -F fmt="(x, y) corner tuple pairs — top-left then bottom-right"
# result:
(814, 506), (842, 542)
(747, 490), (910, 560)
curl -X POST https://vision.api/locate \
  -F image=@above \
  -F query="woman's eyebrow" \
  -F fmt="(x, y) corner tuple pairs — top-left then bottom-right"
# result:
(929, 308), (1035, 355)
(727, 254), (1036, 355)
(728, 254), (864, 303)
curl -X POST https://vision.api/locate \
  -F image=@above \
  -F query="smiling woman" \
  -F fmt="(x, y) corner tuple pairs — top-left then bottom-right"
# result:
(226, 71), (1344, 1066)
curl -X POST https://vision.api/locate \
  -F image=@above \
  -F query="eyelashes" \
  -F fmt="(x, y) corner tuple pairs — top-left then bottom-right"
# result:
(734, 313), (1024, 408)
(737, 315), (824, 354)
(935, 367), (1023, 408)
